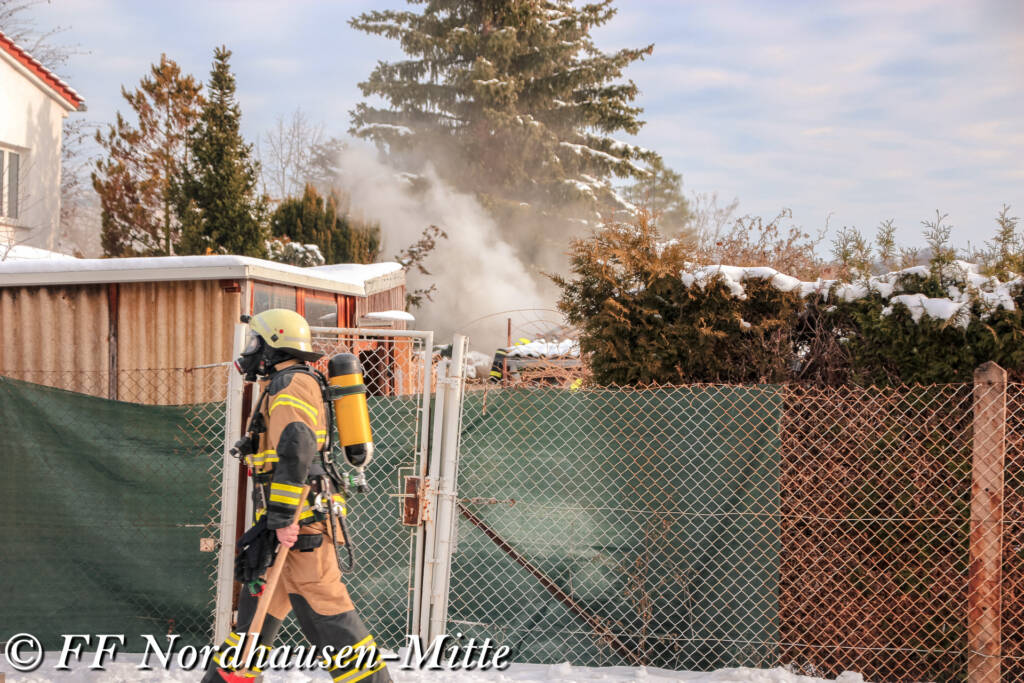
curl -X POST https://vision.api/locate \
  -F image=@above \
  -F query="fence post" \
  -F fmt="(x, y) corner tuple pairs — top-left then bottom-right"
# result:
(409, 331), (434, 641)
(213, 323), (247, 642)
(425, 334), (468, 643)
(969, 361), (1006, 683)
(417, 358), (448, 642)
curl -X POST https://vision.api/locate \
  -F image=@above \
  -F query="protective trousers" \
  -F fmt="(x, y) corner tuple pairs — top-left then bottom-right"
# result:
(202, 523), (391, 682)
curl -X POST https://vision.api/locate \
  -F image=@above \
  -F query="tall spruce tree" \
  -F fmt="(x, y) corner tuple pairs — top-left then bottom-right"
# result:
(270, 184), (381, 265)
(349, 1), (659, 245)
(93, 55), (203, 256)
(176, 47), (267, 256)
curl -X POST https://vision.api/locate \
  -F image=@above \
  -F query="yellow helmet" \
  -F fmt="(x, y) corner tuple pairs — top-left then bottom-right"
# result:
(247, 309), (323, 362)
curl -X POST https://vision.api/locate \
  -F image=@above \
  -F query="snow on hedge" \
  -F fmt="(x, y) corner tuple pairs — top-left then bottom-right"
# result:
(681, 261), (1021, 329)
(681, 265), (813, 298)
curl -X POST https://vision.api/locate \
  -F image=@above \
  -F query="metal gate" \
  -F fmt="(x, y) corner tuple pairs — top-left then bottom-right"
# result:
(214, 326), (436, 650)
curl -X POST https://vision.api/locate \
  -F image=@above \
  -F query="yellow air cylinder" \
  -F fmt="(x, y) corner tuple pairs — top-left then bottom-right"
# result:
(328, 353), (375, 468)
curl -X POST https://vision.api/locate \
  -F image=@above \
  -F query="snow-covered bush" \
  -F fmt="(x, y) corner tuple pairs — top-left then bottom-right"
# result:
(555, 212), (1024, 386)
(265, 237), (325, 266)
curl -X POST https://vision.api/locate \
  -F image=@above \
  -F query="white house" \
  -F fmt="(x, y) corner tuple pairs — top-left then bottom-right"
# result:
(0, 31), (84, 252)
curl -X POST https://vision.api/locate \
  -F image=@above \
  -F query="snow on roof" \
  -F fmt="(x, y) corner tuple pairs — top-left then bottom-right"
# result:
(308, 261), (403, 282)
(681, 261), (1021, 329)
(362, 309), (415, 322)
(0, 30), (84, 110)
(0, 254), (405, 297)
(1, 244), (78, 261)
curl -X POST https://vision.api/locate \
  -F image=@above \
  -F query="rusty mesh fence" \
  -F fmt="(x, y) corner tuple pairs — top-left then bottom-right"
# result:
(265, 332), (429, 651)
(0, 366), (228, 648)
(446, 373), (1020, 682)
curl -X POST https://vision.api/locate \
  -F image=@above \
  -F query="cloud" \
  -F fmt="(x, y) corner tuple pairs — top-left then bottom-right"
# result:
(23, 0), (1024, 254)
(608, 0), (1024, 246)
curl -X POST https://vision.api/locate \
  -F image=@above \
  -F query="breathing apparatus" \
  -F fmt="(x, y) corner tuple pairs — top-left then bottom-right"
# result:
(230, 310), (378, 571)
(327, 354), (374, 493)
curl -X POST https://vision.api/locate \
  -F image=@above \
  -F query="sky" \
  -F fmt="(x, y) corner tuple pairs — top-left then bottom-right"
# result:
(19, 0), (1024, 252)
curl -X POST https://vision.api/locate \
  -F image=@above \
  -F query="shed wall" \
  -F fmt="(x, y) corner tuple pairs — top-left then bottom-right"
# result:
(117, 279), (240, 404)
(0, 278), (401, 403)
(0, 284), (109, 395)
(356, 286), (407, 329)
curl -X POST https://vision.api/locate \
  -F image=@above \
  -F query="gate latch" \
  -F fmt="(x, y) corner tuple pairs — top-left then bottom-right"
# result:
(402, 475), (425, 527)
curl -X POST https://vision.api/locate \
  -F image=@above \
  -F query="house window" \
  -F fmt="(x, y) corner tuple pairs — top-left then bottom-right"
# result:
(252, 282), (296, 313)
(0, 148), (21, 220)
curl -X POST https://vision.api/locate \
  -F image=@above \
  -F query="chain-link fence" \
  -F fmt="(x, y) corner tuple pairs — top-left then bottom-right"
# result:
(445, 367), (1019, 682)
(0, 329), (432, 656)
(0, 366), (228, 649)
(1001, 380), (1024, 683)
(262, 332), (431, 651)
(9, 350), (1023, 681)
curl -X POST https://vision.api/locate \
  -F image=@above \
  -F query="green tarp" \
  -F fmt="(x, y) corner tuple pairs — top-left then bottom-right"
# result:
(1, 375), (782, 667)
(0, 376), (419, 652)
(0, 376), (222, 649)
(447, 386), (783, 669)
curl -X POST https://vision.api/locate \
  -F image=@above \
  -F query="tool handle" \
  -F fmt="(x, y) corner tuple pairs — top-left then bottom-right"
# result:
(240, 484), (310, 664)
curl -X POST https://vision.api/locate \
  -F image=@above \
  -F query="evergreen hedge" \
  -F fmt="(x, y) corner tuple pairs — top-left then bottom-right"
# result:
(554, 216), (1024, 386)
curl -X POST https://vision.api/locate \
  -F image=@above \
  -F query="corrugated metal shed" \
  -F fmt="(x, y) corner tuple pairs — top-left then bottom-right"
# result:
(0, 284), (109, 395)
(0, 255), (408, 404)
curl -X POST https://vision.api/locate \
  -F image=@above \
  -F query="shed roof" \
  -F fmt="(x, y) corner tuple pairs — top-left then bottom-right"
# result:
(1, 244), (78, 261)
(0, 30), (85, 111)
(0, 254), (405, 297)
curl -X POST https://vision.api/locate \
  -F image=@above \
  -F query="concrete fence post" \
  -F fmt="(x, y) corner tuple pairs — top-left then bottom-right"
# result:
(968, 361), (1006, 683)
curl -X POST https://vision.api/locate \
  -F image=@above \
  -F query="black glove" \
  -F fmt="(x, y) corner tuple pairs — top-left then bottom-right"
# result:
(234, 516), (277, 594)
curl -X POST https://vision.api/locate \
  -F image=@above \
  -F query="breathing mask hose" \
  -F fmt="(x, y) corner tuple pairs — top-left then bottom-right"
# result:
(327, 354), (374, 492)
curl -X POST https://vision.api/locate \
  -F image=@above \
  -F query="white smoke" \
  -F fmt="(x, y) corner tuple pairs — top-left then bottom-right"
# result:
(334, 147), (555, 349)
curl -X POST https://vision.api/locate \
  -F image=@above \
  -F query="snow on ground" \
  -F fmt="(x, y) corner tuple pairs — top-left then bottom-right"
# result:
(1, 654), (866, 683)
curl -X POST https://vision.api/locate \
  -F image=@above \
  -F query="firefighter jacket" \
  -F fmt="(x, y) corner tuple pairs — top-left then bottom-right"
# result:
(244, 361), (343, 530)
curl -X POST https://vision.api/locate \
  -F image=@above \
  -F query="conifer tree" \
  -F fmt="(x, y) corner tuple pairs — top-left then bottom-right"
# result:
(622, 156), (691, 236)
(176, 47), (267, 257)
(350, 0), (659, 241)
(92, 55), (203, 256)
(270, 184), (381, 265)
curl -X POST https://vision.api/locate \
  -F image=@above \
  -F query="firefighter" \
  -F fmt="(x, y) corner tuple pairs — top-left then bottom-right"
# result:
(203, 309), (391, 683)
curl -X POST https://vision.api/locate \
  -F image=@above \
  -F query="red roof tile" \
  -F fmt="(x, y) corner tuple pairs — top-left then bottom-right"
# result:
(0, 30), (84, 110)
